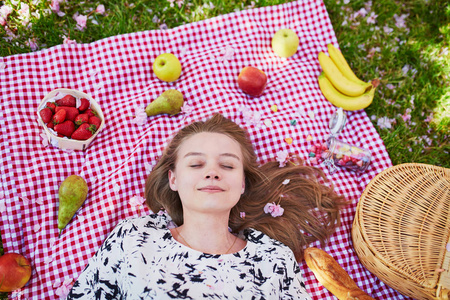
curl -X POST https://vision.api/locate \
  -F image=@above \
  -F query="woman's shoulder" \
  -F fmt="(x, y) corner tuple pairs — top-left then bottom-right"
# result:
(112, 212), (174, 235)
(244, 228), (294, 258)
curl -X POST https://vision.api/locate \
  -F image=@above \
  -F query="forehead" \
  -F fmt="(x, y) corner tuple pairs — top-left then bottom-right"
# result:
(178, 132), (243, 158)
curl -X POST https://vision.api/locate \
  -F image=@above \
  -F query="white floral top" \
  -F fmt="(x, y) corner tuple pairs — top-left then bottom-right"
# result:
(67, 213), (312, 299)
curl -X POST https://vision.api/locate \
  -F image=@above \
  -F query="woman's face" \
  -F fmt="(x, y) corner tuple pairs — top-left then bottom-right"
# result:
(168, 132), (245, 217)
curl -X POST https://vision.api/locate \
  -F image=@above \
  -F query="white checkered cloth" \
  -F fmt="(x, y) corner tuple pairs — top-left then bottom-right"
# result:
(0, 1), (411, 299)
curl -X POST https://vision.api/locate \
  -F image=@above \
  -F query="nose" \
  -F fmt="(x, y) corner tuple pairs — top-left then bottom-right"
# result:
(205, 169), (220, 180)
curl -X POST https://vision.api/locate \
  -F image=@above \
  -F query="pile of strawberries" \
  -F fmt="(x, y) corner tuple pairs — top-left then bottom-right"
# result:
(39, 94), (102, 141)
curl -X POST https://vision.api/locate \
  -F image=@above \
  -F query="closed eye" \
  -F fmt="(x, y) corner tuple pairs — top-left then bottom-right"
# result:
(190, 164), (203, 168)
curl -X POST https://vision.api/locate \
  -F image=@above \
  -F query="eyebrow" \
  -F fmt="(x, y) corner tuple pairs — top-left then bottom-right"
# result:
(183, 152), (241, 161)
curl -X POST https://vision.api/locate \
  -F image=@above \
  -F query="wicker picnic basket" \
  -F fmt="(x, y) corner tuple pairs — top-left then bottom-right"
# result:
(352, 163), (450, 300)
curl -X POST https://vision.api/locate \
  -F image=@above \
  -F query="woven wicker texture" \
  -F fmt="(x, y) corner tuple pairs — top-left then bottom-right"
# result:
(352, 163), (450, 300)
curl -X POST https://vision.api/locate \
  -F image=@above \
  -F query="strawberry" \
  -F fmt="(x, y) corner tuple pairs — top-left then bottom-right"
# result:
(47, 122), (54, 129)
(52, 109), (66, 124)
(78, 98), (90, 112)
(88, 116), (101, 128)
(56, 95), (76, 107)
(56, 106), (79, 122)
(71, 123), (97, 140)
(75, 113), (89, 125)
(55, 120), (76, 137)
(85, 108), (97, 118)
(39, 108), (53, 123)
(45, 102), (56, 112)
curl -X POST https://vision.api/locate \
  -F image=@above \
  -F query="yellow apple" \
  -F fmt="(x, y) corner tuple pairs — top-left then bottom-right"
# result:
(271, 28), (299, 58)
(152, 53), (182, 82)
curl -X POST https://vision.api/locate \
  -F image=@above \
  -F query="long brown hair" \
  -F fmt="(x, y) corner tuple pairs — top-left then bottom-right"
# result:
(145, 113), (348, 261)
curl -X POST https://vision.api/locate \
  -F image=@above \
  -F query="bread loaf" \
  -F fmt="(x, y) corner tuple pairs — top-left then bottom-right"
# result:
(304, 247), (375, 300)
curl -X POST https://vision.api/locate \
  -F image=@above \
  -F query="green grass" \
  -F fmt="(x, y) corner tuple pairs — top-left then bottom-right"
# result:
(0, 0), (449, 297)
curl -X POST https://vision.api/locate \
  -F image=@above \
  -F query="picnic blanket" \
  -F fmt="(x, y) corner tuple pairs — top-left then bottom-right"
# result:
(0, 0), (413, 299)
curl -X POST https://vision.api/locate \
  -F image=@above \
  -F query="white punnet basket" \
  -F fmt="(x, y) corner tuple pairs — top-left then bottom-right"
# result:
(37, 89), (105, 151)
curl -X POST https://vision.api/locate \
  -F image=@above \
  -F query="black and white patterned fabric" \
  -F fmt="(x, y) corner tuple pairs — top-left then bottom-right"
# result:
(67, 212), (312, 299)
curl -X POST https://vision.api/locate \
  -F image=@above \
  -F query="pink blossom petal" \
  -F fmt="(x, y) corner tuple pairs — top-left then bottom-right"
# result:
(63, 36), (77, 45)
(27, 38), (38, 51)
(45, 256), (54, 264)
(93, 81), (104, 90)
(144, 162), (153, 174)
(394, 13), (408, 28)
(113, 183), (120, 193)
(55, 278), (73, 297)
(377, 116), (395, 129)
(217, 45), (235, 62)
(41, 132), (49, 147)
(36, 197), (44, 205)
(446, 243), (450, 252)
(282, 179), (290, 185)
(367, 12), (377, 24)
(276, 150), (289, 167)
(310, 157), (318, 165)
(21, 196), (30, 205)
(0, 62), (5, 70)
(0, 5), (13, 18)
(181, 103), (194, 114)
(129, 195), (145, 207)
(240, 212), (246, 219)
(53, 280), (61, 288)
(131, 107), (147, 126)
(33, 224), (41, 232)
(75, 14), (87, 31)
(95, 4), (105, 15)
(263, 202), (284, 217)
(0, 201), (6, 213)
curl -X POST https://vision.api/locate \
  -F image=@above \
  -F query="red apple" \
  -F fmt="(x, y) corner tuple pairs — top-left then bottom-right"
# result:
(0, 253), (32, 292)
(237, 66), (268, 97)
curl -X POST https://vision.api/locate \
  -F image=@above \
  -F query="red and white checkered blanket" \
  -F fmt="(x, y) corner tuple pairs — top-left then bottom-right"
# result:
(0, 0), (412, 299)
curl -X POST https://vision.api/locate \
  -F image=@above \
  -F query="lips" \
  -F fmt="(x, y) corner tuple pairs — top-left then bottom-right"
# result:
(198, 186), (224, 192)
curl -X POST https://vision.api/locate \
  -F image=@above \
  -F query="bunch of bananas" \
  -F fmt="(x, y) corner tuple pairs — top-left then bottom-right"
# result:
(318, 44), (378, 111)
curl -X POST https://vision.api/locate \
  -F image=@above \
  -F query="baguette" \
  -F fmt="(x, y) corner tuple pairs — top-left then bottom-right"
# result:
(304, 247), (375, 300)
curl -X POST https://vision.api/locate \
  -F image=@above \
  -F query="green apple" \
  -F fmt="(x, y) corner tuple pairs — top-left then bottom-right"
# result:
(152, 53), (182, 82)
(271, 28), (299, 58)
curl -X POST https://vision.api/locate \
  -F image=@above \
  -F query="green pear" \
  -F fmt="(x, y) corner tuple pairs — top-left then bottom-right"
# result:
(145, 89), (184, 116)
(58, 175), (88, 237)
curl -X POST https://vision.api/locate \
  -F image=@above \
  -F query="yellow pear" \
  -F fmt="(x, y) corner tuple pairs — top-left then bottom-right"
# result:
(58, 175), (88, 237)
(145, 89), (184, 117)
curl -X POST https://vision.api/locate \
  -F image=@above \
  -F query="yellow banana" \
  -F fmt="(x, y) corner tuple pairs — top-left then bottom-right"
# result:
(318, 73), (375, 111)
(327, 43), (368, 86)
(318, 52), (371, 97)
